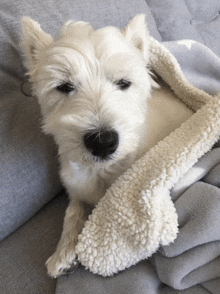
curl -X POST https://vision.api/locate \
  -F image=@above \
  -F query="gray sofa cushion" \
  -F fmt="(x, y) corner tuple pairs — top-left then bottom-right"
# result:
(0, 0), (159, 241)
(0, 24), (62, 241)
(0, 191), (68, 294)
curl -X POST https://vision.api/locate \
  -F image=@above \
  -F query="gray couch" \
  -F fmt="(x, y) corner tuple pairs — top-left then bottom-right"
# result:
(1, 1), (220, 293)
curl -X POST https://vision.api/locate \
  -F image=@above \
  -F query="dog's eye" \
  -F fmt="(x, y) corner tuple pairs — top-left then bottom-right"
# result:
(115, 79), (131, 90)
(56, 82), (75, 94)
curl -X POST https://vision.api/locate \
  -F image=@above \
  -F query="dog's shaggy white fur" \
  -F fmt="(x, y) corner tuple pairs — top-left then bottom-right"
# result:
(21, 14), (192, 278)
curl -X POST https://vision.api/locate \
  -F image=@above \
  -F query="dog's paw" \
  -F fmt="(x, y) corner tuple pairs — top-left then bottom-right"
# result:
(46, 248), (78, 278)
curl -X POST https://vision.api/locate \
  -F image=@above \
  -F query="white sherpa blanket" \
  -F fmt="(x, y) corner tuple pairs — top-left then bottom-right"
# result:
(75, 36), (220, 276)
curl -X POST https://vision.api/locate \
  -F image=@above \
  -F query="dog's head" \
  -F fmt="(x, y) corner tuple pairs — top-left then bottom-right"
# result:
(21, 14), (157, 167)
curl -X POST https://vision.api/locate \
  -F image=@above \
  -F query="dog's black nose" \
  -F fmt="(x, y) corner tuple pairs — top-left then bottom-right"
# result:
(83, 129), (119, 159)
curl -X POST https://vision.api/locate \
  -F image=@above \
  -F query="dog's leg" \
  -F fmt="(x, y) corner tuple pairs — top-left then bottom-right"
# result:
(46, 199), (86, 278)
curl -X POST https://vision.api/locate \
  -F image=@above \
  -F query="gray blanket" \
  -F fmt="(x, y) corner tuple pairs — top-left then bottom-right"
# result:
(55, 7), (220, 294)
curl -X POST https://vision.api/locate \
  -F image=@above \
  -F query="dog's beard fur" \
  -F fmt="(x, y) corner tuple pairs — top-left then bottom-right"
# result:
(21, 14), (192, 278)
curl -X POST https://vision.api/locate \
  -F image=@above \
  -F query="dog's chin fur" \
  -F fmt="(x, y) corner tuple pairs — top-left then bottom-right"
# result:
(21, 14), (192, 278)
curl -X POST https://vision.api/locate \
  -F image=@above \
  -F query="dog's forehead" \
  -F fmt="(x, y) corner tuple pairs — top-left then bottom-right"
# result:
(91, 27), (132, 58)
(45, 24), (142, 79)
(55, 26), (132, 59)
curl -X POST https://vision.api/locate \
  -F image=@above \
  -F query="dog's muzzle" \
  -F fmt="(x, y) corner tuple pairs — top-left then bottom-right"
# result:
(83, 129), (119, 160)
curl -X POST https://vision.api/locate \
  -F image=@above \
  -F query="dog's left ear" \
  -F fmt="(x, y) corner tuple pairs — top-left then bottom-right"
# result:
(123, 14), (150, 62)
(21, 17), (53, 72)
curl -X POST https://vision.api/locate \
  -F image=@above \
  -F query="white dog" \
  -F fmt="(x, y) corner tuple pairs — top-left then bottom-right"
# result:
(21, 14), (192, 278)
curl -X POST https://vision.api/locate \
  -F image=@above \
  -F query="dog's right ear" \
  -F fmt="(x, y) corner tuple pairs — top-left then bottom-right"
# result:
(21, 17), (53, 72)
(123, 14), (150, 63)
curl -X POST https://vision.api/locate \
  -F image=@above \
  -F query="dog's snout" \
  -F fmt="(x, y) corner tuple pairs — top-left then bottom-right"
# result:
(84, 129), (119, 159)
